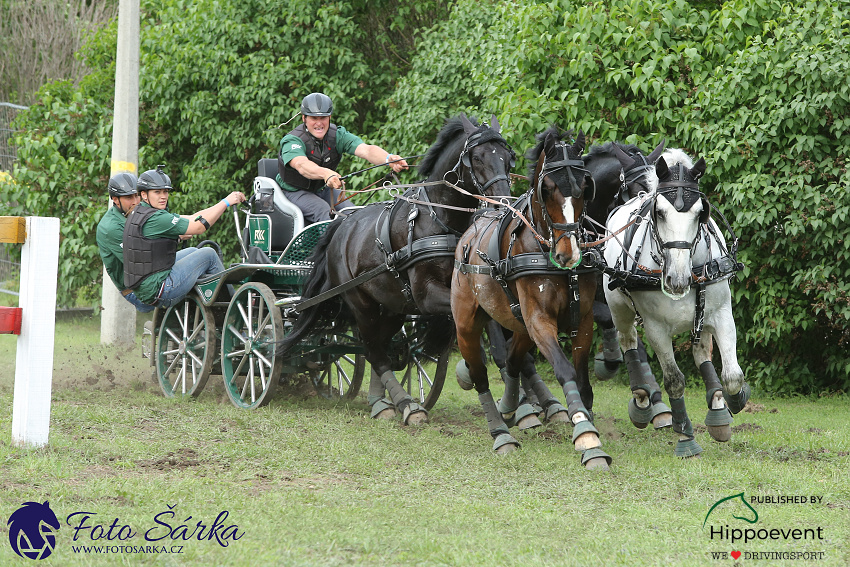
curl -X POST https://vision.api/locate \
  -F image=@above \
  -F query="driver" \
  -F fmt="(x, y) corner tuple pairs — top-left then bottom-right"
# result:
(277, 92), (409, 223)
(122, 165), (246, 309)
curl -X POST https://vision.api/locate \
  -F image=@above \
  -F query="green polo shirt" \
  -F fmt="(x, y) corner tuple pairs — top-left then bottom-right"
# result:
(275, 124), (365, 191)
(96, 205), (131, 291)
(131, 202), (191, 303)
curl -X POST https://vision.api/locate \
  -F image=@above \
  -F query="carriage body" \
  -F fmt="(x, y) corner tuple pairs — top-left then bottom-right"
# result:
(143, 159), (446, 410)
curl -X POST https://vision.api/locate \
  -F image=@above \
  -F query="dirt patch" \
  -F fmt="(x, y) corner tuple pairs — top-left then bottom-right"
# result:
(136, 448), (201, 471)
(732, 422), (763, 433)
(743, 401), (766, 413)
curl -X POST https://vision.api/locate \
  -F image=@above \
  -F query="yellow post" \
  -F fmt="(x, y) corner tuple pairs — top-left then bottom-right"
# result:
(0, 216), (26, 243)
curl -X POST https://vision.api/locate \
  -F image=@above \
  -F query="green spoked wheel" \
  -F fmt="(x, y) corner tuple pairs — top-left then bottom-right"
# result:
(310, 352), (366, 400)
(221, 282), (283, 409)
(395, 317), (449, 410)
(156, 294), (216, 398)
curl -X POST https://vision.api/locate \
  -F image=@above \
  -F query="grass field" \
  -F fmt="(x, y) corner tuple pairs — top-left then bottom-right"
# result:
(1, 315), (848, 566)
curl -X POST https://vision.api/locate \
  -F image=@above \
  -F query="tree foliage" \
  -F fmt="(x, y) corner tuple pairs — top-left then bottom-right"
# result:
(1, 0), (847, 394)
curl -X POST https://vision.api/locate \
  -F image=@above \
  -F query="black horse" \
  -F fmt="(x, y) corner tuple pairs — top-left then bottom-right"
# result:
(467, 139), (673, 429)
(278, 114), (515, 424)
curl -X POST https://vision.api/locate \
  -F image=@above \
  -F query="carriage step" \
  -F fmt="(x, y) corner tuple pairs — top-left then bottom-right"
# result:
(142, 320), (154, 359)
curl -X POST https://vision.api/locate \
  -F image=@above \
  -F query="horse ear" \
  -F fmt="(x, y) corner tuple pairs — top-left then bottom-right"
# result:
(691, 157), (707, 180)
(460, 114), (477, 135)
(489, 114), (500, 133)
(612, 143), (636, 168)
(544, 130), (558, 153)
(573, 131), (586, 153)
(655, 156), (670, 180)
(647, 139), (666, 163)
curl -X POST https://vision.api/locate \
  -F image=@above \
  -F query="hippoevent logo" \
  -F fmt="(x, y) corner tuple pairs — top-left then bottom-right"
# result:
(7, 502), (244, 560)
(704, 492), (826, 561)
(7, 501), (60, 560)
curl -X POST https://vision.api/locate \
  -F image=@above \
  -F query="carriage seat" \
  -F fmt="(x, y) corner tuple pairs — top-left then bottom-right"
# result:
(253, 159), (305, 253)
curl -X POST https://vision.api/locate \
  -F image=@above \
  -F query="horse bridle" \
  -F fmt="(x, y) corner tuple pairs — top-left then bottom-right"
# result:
(534, 144), (592, 256)
(451, 128), (516, 194)
(619, 152), (655, 204)
(651, 163), (709, 255)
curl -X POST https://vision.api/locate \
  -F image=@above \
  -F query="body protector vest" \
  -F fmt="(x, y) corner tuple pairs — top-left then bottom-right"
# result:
(278, 123), (340, 192)
(123, 205), (178, 289)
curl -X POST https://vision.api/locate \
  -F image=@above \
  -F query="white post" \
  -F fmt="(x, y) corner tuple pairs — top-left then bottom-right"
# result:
(11, 217), (60, 448)
(101, 0), (141, 345)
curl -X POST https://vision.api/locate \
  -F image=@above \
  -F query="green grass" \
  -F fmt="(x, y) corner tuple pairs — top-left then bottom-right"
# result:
(0, 316), (848, 566)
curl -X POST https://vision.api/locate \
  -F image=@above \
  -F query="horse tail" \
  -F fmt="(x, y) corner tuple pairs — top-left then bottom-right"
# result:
(276, 219), (349, 357)
(418, 314), (456, 359)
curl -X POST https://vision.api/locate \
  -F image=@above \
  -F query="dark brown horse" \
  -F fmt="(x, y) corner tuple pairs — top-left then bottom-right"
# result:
(451, 128), (611, 469)
(278, 115), (516, 424)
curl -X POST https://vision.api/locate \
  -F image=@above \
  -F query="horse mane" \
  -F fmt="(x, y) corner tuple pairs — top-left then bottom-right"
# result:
(418, 115), (481, 179)
(524, 126), (575, 178)
(660, 148), (694, 169)
(584, 141), (642, 160)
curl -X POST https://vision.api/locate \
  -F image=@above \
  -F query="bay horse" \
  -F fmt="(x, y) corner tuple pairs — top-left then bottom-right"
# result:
(603, 149), (750, 457)
(278, 114), (515, 424)
(451, 127), (611, 470)
(470, 139), (673, 430)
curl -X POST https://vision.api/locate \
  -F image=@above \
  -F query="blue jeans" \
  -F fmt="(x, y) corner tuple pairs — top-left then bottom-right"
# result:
(124, 248), (197, 313)
(154, 247), (224, 309)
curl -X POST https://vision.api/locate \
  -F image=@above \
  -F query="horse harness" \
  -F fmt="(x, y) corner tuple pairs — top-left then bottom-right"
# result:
(454, 149), (594, 336)
(587, 166), (743, 342)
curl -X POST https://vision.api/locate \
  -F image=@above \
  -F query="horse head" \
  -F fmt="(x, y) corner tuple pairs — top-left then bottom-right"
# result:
(456, 113), (515, 198)
(611, 139), (666, 200)
(652, 150), (708, 299)
(528, 128), (591, 269)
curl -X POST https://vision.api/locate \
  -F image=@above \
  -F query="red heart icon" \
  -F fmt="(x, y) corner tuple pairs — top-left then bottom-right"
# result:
(731, 551), (742, 560)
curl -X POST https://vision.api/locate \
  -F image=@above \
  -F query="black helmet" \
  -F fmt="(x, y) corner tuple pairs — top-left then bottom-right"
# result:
(300, 92), (333, 117)
(107, 172), (138, 197)
(138, 165), (172, 191)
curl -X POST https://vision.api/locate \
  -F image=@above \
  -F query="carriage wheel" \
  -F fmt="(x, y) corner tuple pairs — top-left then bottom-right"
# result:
(155, 294), (215, 398)
(310, 353), (366, 400)
(396, 318), (449, 410)
(220, 282), (283, 409)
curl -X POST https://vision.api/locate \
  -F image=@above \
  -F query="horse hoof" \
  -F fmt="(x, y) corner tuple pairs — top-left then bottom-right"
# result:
(374, 408), (396, 420)
(546, 410), (571, 424)
(517, 414), (542, 431)
(493, 432), (519, 454)
(630, 419), (649, 430)
(584, 457), (610, 471)
(574, 431), (601, 451)
(652, 412), (673, 429)
(455, 359), (474, 391)
(403, 404), (429, 426)
(707, 424), (732, 442)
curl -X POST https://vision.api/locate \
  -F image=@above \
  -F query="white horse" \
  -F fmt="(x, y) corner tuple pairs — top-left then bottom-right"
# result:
(602, 148), (749, 457)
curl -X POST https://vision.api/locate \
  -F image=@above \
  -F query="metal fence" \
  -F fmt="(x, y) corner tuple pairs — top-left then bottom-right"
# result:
(0, 245), (20, 297)
(1, 102), (28, 172)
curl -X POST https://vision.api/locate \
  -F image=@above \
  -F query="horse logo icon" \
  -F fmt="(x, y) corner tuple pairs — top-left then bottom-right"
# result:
(704, 492), (759, 527)
(7, 501), (60, 560)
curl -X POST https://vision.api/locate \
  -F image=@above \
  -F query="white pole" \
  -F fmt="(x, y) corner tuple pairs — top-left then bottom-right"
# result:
(11, 217), (60, 448)
(101, 0), (141, 344)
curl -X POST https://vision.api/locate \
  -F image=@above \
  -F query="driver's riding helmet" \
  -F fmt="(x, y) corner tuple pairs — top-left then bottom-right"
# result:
(107, 172), (138, 197)
(137, 165), (172, 192)
(300, 92), (333, 117)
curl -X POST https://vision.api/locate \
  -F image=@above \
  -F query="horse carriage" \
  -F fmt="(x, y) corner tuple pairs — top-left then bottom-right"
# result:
(140, 114), (751, 469)
(141, 158), (447, 410)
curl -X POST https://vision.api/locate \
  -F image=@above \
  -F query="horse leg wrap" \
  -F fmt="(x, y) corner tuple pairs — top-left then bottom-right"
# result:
(479, 391), (519, 452)
(523, 371), (568, 422)
(594, 327), (623, 381)
(368, 369), (395, 419)
(499, 368), (542, 430)
(380, 371), (412, 411)
(497, 367), (520, 416)
(724, 382), (751, 415)
(700, 360), (733, 430)
(455, 359), (474, 391)
(625, 349), (649, 398)
(670, 396), (702, 457)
